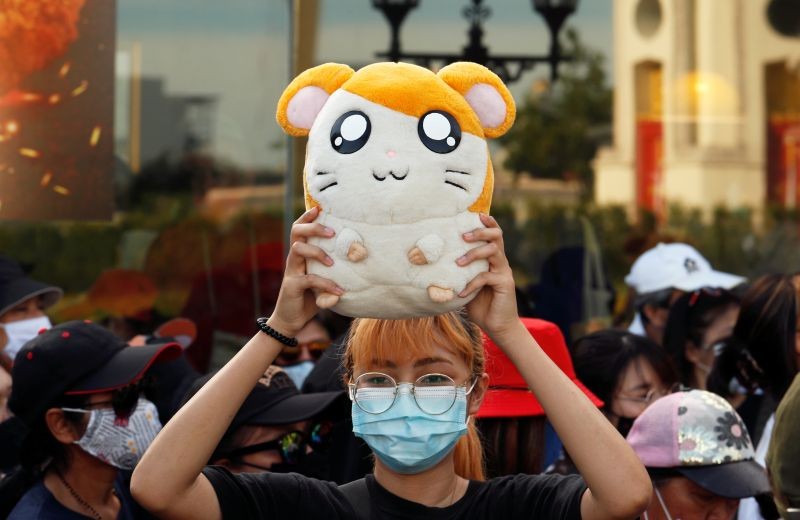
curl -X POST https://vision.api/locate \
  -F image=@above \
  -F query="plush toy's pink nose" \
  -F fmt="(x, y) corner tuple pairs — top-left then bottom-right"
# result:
(386, 150), (396, 158)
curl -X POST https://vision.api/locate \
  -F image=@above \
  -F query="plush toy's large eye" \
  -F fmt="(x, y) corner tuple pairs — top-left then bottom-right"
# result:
(418, 111), (461, 154)
(330, 111), (371, 154)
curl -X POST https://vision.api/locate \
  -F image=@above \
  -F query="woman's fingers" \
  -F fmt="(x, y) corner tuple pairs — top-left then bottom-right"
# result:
(290, 222), (335, 245)
(458, 271), (508, 298)
(287, 273), (344, 297)
(462, 226), (502, 244)
(456, 242), (499, 266)
(286, 241), (333, 276)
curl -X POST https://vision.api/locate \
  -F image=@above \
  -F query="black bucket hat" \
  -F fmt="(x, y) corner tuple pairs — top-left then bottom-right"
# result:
(0, 256), (62, 317)
(182, 366), (347, 461)
(9, 320), (181, 426)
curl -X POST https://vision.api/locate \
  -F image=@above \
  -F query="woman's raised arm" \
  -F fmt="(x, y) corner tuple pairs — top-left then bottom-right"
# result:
(131, 207), (343, 519)
(461, 214), (652, 520)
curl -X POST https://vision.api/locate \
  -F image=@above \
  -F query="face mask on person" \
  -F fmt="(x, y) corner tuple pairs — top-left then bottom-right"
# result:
(282, 361), (315, 388)
(644, 486), (679, 520)
(0, 315), (51, 360)
(351, 383), (471, 474)
(62, 398), (162, 470)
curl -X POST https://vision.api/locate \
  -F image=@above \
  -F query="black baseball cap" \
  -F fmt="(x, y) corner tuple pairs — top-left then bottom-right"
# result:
(0, 256), (62, 317)
(182, 366), (347, 461)
(9, 320), (181, 426)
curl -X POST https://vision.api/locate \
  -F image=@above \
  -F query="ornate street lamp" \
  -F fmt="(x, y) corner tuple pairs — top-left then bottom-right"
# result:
(533, 0), (580, 81)
(372, 0), (579, 83)
(372, 0), (420, 62)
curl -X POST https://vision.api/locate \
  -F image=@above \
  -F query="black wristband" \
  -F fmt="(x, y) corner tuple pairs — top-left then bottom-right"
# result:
(256, 317), (298, 347)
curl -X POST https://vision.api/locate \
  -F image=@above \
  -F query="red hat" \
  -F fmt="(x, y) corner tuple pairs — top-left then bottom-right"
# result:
(477, 318), (603, 418)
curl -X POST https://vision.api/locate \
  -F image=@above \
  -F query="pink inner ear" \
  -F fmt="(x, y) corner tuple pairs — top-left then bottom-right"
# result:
(287, 86), (330, 130)
(464, 83), (507, 129)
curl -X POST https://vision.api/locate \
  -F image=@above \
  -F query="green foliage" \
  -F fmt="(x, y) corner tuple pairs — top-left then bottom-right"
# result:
(501, 27), (612, 188)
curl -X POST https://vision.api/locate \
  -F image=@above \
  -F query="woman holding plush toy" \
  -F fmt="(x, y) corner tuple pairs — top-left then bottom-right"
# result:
(131, 207), (652, 519)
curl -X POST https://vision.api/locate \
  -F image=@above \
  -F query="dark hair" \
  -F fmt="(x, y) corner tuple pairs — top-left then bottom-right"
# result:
(572, 330), (678, 409)
(19, 393), (88, 473)
(709, 274), (798, 400)
(477, 416), (547, 477)
(662, 289), (739, 387)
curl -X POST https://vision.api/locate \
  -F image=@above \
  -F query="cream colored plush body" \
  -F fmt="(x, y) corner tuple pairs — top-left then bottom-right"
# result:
(277, 62), (515, 318)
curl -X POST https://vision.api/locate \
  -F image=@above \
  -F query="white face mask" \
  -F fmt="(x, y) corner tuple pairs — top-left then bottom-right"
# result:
(62, 398), (162, 470)
(0, 315), (51, 360)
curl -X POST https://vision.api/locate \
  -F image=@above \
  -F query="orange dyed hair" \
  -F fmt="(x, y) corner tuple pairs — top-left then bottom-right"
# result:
(343, 312), (486, 481)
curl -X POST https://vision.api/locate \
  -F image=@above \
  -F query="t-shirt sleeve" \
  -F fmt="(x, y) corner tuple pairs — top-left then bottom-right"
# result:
(202, 466), (357, 520)
(489, 473), (587, 520)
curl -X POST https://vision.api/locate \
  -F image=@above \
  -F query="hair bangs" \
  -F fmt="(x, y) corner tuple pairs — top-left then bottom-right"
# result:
(345, 312), (481, 378)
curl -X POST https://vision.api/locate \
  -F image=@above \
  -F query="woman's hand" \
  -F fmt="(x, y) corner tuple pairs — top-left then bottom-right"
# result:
(458, 214), (521, 341)
(269, 207), (344, 336)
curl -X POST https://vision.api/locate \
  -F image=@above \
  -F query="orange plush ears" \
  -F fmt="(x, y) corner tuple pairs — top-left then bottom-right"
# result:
(276, 63), (355, 136)
(437, 62), (516, 139)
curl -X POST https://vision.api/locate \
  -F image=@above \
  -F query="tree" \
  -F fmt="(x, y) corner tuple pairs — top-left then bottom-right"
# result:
(501, 28), (612, 187)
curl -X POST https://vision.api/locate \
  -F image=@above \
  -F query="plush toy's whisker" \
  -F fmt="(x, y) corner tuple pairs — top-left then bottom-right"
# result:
(319, 181), (339, 192)
(444, 180), (467, 191)
(445, 169), (471, 176)
(316, 170), (333, 176)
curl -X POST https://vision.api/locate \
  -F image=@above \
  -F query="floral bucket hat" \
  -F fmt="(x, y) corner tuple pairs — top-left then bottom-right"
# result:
(627, 389), (771, 499)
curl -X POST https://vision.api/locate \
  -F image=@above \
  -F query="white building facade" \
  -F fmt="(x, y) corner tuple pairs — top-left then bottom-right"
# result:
(594, 0), (800, 217)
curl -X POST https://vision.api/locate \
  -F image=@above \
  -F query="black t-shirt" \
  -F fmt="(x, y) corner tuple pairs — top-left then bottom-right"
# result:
(203, 466), (586, 519)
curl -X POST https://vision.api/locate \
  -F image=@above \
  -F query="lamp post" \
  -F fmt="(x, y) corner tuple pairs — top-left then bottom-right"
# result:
(372, 0), (579, 84)
(533, 0), (579, 81)
(373, 0), (420, 62)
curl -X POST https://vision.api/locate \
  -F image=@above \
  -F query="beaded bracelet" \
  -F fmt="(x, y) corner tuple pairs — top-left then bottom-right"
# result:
(256, 317), (298, 347)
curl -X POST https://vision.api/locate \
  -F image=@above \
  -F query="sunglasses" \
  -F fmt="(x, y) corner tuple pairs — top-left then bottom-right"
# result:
(278, 340), (331, 363)
(225, 421), (334, 466)
(64, 379), (150, 419)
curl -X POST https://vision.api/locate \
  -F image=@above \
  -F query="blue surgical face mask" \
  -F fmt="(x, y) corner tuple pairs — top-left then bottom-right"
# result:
(282, 361), (315, 388)
(351, 383), (470, 474)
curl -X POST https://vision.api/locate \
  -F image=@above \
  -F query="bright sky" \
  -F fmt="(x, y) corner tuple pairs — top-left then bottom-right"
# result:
(117, 0), (612, 170)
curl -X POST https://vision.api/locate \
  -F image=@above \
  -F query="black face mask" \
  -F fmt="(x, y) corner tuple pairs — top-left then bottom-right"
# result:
(615, 416), (636, 438)
(237, 449), (331, 480)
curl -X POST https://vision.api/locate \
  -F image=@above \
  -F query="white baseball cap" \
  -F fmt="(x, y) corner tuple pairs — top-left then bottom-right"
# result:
(625, 243), (745, 295)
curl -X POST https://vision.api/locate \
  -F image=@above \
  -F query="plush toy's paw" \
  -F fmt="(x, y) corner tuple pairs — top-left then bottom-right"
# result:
(427, 285), (455, 303)
(408, 247), (428, 265)
(316, 292), (340, 309)
(347, 242), (368, 262)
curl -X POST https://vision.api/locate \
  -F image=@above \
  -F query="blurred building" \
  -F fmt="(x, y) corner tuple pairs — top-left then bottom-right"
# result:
(594, 0), (800, 217)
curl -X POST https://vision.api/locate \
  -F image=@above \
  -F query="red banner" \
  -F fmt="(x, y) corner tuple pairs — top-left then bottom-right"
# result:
(636, 118), (663, 214)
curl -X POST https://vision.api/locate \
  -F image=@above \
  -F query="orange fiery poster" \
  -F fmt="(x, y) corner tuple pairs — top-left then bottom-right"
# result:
(0, 0), (115, 221)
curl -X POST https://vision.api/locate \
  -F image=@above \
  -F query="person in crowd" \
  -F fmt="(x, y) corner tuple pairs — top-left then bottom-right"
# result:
(179, 365), (346, 478)
(624, 243), (744, 345)
(127, 317), (202, 424)
(572, 329), (678, 438)
(0, 256), (62, 475)
(476, 317), (603, 477)
(0, 255), (62, 362)
(767, 374), (800, 519)
(705, 274), (799, 520)
(663, 287), (740, 390)
(5, 321), (180, 519)
(271, 314), (332, 388)
(131, 209), (652, 519)
(627, 389), (772, 520)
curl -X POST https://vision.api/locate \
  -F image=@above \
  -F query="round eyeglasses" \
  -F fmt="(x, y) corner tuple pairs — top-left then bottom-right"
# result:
(348, 372), (477, 415)
(616, 386), (667, 405)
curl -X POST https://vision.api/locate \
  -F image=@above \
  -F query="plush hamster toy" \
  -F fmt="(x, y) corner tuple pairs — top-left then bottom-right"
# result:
(276, 61), (515, 318)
